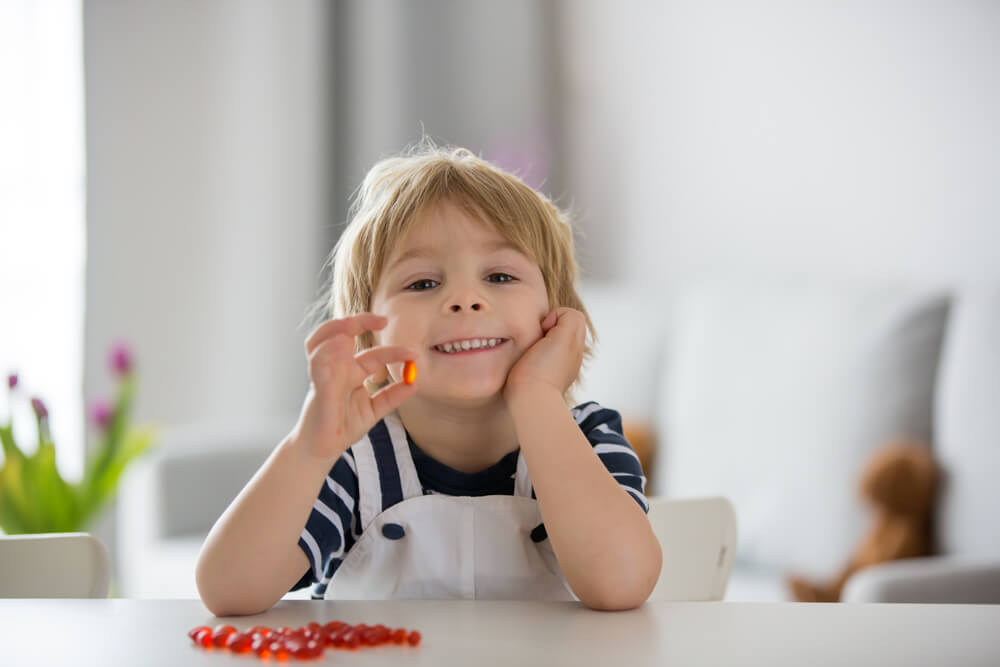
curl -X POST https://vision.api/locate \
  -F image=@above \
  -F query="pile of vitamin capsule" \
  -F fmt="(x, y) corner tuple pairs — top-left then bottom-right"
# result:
(188, 621), (421, 660)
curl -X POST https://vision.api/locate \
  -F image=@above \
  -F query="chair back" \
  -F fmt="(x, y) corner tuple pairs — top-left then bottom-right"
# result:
(0, 532), (111, 598)
(646, 496), (737, 601)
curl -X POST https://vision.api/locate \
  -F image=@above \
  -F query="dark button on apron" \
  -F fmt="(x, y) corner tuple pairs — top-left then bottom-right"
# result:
(382, 522), (406, 540)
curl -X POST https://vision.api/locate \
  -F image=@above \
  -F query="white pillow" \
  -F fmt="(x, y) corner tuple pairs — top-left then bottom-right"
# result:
(654, 278), (949, 579)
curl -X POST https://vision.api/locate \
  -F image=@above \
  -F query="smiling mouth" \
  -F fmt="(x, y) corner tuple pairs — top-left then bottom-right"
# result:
(431, 338), (508, 355)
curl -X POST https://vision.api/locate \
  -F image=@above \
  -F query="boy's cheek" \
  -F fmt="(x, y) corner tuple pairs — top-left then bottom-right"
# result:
(517, 327), (545, 353)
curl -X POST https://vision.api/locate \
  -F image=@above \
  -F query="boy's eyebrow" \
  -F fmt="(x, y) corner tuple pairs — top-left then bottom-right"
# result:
(386, 239), (523, 272)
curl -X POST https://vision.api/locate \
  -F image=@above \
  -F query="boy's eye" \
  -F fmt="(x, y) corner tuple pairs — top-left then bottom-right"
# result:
(406, 274), (516, 291)
(406, 279), (439, 291)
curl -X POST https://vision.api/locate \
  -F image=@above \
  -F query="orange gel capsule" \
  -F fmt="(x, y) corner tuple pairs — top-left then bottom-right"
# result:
(403, 360), (417, 385)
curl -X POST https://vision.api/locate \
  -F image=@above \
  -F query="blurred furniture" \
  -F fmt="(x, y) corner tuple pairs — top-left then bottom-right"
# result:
(117, 418), (304, 599)
(3, 598), (999, 665)
(842, 556), (1000, 603)
(580, 278), (1000, 603)
(0, 533), (110, 598)
(646, 496), (737, 601)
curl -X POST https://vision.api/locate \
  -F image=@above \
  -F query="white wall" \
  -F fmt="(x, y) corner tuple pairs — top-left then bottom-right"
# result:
(83, 0), (332, 583)
(562, 0), (1000, 289)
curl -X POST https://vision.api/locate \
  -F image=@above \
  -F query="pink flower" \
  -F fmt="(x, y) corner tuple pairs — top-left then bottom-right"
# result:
(110, 342), (133, 376)
(30, 397), (48, 420)
(7, 373), (17, 390)
(90, 399), (113, 431)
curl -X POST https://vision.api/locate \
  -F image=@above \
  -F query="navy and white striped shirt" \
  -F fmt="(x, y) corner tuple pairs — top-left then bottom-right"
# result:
(292, 401), (648, 597)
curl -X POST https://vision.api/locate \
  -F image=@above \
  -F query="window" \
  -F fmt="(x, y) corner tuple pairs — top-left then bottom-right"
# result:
(0, 0), (86, 480)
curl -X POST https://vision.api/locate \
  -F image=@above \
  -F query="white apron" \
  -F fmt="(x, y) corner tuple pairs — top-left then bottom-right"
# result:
(323, 411), (577, 601)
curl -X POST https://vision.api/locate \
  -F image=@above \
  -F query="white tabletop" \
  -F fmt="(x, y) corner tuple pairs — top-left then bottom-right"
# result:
(1, 599), (997, 666)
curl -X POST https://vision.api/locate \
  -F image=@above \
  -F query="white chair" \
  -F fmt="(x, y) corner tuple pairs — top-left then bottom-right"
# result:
(646, 496), (737, 601)
(0, 533), (111, 598)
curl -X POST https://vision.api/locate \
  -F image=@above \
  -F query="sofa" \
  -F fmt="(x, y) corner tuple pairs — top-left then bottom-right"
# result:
(118, 277), (1000, 602)
(577, 277), (1000, 603)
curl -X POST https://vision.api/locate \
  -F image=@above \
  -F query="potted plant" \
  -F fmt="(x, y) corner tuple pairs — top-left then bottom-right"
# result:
(0, 342), (156, 534)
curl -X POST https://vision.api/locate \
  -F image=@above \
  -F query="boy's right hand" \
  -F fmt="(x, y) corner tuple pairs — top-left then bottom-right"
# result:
(290, 313), (417, 462)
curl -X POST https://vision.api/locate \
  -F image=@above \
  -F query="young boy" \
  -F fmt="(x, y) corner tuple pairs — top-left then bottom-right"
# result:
(195, 144), (662, 616)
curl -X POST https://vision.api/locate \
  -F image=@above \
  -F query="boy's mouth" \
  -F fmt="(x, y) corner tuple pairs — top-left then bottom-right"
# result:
(431, 337), (508, 355)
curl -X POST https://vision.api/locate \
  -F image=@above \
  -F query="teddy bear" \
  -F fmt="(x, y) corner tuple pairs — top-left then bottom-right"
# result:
(786, 439), (939, 603)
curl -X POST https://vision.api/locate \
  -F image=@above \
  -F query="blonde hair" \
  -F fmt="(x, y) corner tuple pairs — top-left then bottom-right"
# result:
(304, 140), (596, 404)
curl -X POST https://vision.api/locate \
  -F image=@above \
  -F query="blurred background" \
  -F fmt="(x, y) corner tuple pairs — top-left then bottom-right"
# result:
(2, 0), (998, 600)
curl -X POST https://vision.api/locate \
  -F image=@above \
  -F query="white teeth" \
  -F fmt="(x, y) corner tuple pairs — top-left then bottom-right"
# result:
(435, 338), (504, 353)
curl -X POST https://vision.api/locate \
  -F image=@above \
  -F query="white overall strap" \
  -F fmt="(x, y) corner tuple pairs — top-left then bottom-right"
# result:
(382, 411), (424, 500)
(350, 436), (382, 531)
(513, 451), (534, 499)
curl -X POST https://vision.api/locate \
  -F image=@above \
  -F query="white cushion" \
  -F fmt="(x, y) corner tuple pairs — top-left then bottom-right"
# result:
(934, 289), (1000, 556)
(655, 278), (949, 579)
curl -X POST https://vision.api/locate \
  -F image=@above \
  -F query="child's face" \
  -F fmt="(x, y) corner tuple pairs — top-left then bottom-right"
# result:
(370, 200), (550, 406)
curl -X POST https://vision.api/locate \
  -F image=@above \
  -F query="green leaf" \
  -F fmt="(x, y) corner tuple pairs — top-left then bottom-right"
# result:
(77, 433), (106, 517)
(21, 451), (43, 532)
(29, 441), (79, 532)
(0, 475), (29, 534)
(82, 425), (156, 529)
(0, 424), (31, 532)
(85, 376), (134, 498)
(0, 423), (26, 465)
(0, 454), (36, 532)
(107, 375), (134, 458)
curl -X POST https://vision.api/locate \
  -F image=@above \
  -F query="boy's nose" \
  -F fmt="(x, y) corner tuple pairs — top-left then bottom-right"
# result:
(446, 288), (485, 313)
(449, 302), (482, 312)
(445, 280), (489, 313)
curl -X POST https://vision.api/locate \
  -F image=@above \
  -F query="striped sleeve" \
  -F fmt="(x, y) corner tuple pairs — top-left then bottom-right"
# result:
(293, 449), (362, 597)
(572, 401), (650, 513)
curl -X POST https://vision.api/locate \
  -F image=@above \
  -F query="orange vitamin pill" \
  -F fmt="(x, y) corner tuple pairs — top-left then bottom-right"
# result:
(403, 360), (417, 385)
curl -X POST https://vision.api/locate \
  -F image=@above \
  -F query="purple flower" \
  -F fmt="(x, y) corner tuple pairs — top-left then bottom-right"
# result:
(110, 342), (133, 376)
(90, 399), (113, 431)
(7, 373), (17, 390)
(30, 397), (48, 420)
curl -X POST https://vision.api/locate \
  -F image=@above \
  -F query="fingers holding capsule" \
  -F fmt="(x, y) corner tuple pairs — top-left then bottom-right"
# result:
(354, 346), (418, 388)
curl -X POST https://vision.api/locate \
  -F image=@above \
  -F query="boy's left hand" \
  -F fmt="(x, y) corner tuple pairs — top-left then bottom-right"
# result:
(504, 307), (586, 403)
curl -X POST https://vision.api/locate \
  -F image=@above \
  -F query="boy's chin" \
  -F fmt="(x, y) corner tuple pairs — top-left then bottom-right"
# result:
(421, 385), (507, 408)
